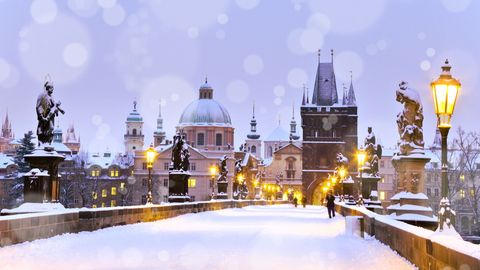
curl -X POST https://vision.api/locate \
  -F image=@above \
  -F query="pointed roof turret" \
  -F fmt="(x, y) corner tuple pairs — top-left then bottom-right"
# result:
(346, 71), (357, 106)
(127, 100), (143, 122)
(301, 84), (306, 106)
(432, 127), (442, 149)
(311, 49), (338, 106)
(290, 103), (300, 140)
(247, 102), (260, 140)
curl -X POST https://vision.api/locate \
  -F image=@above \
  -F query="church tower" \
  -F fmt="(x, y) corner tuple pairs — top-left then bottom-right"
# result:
(301, 49), (358, 203)
(153, 101), (166, 147)
(124, 101), (145, 153)
(64, 124), (81, 154)
(245, 102), (262, 158)
(290, 104), (300, 140)
(1, 111), (13, 140)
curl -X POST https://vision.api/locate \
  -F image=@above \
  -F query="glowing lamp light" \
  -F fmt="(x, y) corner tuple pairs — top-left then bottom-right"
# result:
(431, 59), (461, 128)
(146, 145), (157, 169)
(210, 165), (217, 176)
(339, 168), (346, 179)
(331, 176), (337, 184)
(322, 186), (328, 192)
(357, 148), (366, 169)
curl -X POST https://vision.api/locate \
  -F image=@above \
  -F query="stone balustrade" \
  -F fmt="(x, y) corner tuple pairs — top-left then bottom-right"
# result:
(335, 202), (480, 270)
(0, 200), (284, 247)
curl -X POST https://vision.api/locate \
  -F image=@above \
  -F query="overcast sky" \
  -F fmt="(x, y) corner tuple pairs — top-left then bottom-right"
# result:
(0, 0), (479, 154)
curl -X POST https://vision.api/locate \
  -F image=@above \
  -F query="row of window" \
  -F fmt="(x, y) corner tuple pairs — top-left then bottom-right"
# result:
(141, 178), (197, 188)
(90, 169), (121, 177)
(196, 133), (223, 146)
(92, 183), (125, 199)
(92, 200), (116, 208)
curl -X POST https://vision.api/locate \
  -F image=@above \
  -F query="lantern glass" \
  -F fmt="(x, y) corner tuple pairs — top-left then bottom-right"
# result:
(146, 147), (156, 168)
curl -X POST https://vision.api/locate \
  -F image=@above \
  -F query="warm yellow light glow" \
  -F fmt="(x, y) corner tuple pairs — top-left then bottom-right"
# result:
(276, 186), (280, 192)
(322, 187), (328, 192)
(210, 165), (217, 176)
(237, 174), (245, 183)
(253, 180), (259, 187)
(357, 149), (366, 169)
(431, 60), (460, 128)
(338, 168), (346, 179)
(188, 178), (196, 188)
(146, 146), (157, 169)
(331, 176), (337, 184)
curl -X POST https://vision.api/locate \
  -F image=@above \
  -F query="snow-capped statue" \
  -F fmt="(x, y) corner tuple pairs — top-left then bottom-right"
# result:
(171, 131), (189, 171)
(36, 77), (65, 146)
(363, 127), (382, 176)
(335, 152), (349, 170)
(218, 155), (228, 183)
(395, 81), (424, 155)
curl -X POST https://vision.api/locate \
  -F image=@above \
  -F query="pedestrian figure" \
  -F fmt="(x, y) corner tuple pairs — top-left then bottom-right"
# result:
(326, 192), (336, 218)
(293, 197), (298, 208)
(302, 197), (307, 208)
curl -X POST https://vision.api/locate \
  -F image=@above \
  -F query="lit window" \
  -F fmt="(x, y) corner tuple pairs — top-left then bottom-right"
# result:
(380, 191), (385, 200)
(460, 189), (466, 198)
(91, 170), (95, 177)
(460, 175), (465, 181)
(120, 182), (125, 189)
(188, 179), (196, 188)
(111, 200), (116, 207)
(92, 204), (97, 208)
(115, 170), (119, 177)
(91, 169), (100, 177)
(92, 192), (97, 200)
(101, 202), (105, 208)
(111, 187), (117, 195)
(102, 189), (107, 197)
(110, 170), (115, 177)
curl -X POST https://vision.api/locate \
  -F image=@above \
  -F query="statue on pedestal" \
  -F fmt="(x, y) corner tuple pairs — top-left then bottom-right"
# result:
(362, 127), (382, 177)
(171, 132), (189, 171)
(36, 78), (65, 146)
(395, 81), (424, 155)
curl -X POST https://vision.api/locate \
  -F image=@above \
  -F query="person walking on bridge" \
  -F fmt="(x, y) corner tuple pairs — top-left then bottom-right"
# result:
(326, 192), (336, 218)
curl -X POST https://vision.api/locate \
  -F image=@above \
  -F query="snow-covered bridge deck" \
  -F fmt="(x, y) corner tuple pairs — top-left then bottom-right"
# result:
(0, 205), (414, 270)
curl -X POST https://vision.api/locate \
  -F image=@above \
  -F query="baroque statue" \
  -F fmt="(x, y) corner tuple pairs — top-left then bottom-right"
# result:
(362, 127), (382, 176)
(395, 81), (425, 155)
(218, 155), (228, 183)
(36, 78), (65, 146)
(171, 131), (190, 171)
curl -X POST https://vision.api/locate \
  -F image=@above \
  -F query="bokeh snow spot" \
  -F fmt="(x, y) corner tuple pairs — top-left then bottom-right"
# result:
(19, 14), (91, 85)
(68, 0), (100, 17)
(273, 85), (286, 97)
(441, 0), (471, 13)
(307, 13), (331, 34)
(334, 51), (363, 80)
(366, 44), (377, 56)
(300, 28), (324, 53)
(243, 55), (264, 75)
(287, 68), (308, 88)
(102, 4), (126, 26)
(417, 32), (426, 40)
(121, 248), (143, 268)
(236, 0), (260, 10)
(420, 60), (431, 71)
(426, 48), (436, 58)
(30, 0), (58, 24)
(187, 27), (199, 39)
(308, 0), (385, 34)
(226, 80), (250, 103)
(0, 58), (11, 83)
(63, 43), (88, 67)
(217, 14), (229, 24)
(97, 0), (116, 9)
(376, 40), (387, 50)
(274, 97), (282, 106)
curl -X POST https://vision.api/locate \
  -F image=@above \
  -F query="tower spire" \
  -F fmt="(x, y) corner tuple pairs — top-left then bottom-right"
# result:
(346, 71), (357, 106)
(306, 87), (310, 104)
(252, 101), (256, 119)
(317, 49), (321, 63)
(331, 49), (334, 63)
(247, 101), (260, 140)
(302, 84), (306, 106)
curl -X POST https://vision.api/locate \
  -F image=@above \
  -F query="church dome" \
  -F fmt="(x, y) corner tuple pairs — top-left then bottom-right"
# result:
(178, 80), (232, 127)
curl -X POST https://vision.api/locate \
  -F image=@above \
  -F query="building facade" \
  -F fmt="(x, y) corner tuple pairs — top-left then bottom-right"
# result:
(301, 50), (358, 204)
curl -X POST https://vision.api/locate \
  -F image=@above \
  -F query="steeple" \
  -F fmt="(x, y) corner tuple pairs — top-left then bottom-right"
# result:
(290, 103), (300, 140)
(301, 84), (306, 106)
(1, 110), (13, 139)
(342, 83), (347, 105)
(247, 102), (260, 140)
(431, 127), (442, 149)
(153, 100), (166, 147)
(346, 71), (357, 106)
(311, 48), (338, 106)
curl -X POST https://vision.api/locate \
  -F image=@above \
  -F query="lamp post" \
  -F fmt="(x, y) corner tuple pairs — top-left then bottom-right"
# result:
(145, 145), (157, 204)
(209, 165), (217, 200)
(357, 148), (366, 199)
(431, 59), (460, 231)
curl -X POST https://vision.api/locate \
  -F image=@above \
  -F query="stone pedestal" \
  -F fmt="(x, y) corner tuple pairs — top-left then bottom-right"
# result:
(24, 145), (65, 203)
(168, 171), (191, 203)
(216, 181), (228, 199)
(342, 177), (355, 196)
(389, 155), (437, 229)
(360, 174), (381, 199)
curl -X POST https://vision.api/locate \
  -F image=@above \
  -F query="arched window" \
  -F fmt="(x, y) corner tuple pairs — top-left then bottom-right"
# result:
(268, 146), (273, 157)
(251, 145), (257, 153)
(197, 133), (205, 146)
(132, 128), (137, 136)
(215, 133), (222, 146)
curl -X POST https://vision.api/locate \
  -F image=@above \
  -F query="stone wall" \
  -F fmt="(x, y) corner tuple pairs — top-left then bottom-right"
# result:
(0, 200), (284, 247)
(335, 203), (480, 270)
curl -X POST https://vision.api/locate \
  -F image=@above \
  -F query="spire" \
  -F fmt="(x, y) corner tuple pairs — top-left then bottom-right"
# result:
(312, 49), (338, 106)
(158, 100), (162, 118)
(247, 101), (260, 140)
(290, 103), (300, 140)
(432, 127), (442, 149)
(301, 84), (306, 106)
(342, 83), (347, 105)
(306, 87), (310, 104)
(346, 71), (357, 106)
(154, 99), (166, 147)
(317, 49), (321, 63)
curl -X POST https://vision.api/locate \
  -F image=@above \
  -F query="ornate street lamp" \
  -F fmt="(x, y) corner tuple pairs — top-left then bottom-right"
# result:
(145, 145), (157, 204)
(431, 59), (460, 231)
(209, 165), (217, 199)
